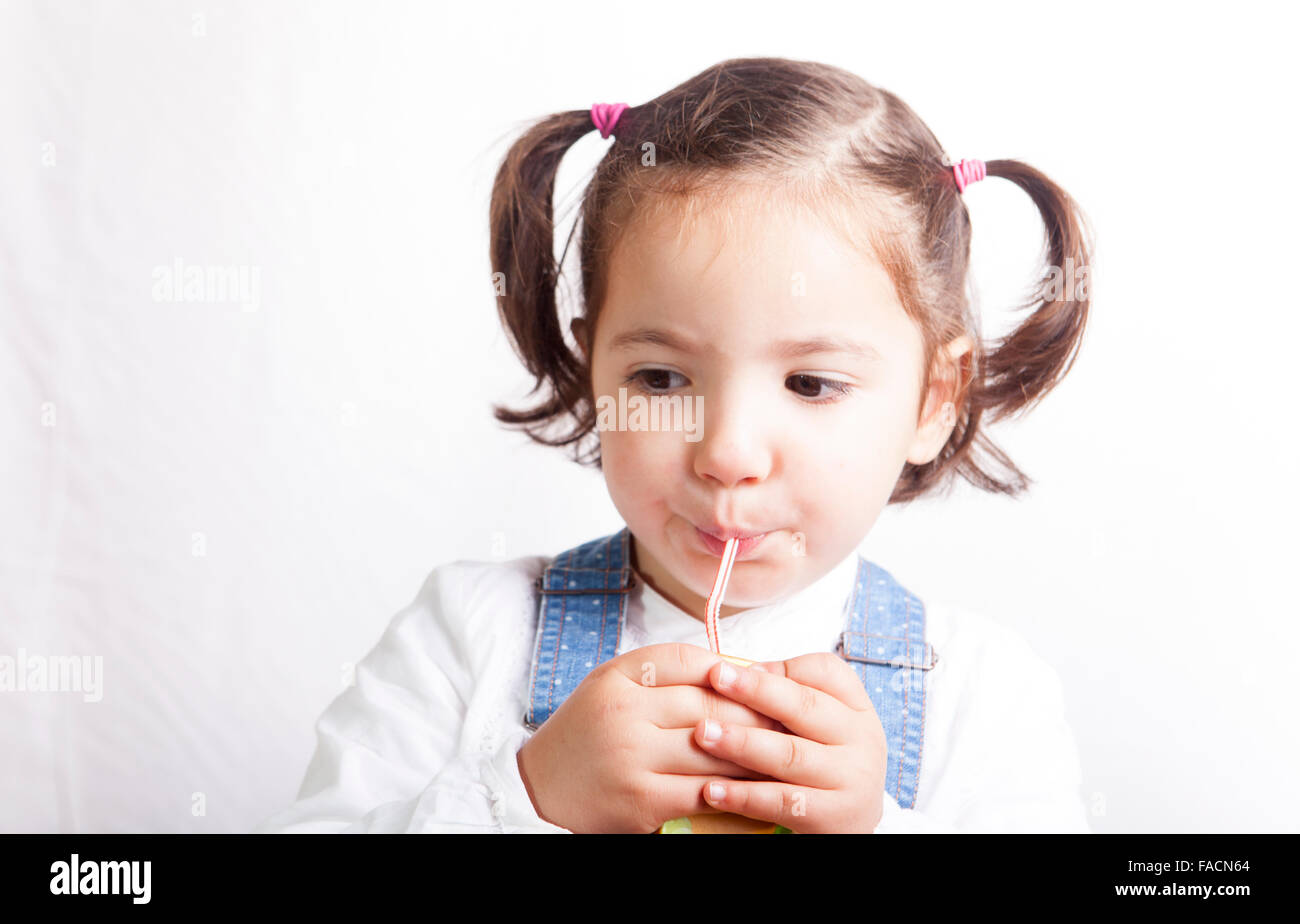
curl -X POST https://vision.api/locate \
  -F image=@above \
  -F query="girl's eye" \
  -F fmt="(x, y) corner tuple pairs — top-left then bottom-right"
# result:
(786, 374), (854, 404)
(624, 369), (688, 393)
(622, 369), (854, 404)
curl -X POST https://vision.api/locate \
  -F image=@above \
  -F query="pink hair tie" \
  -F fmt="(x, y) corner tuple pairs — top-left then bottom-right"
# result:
(952, 158), (987, 193)
(590, 102), (628, 139)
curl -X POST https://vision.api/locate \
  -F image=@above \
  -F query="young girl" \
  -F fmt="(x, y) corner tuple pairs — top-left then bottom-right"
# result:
(257, 57), (1093, 834)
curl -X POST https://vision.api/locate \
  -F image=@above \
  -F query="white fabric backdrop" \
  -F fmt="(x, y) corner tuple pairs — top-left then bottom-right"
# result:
(2, 0), (1296, 832)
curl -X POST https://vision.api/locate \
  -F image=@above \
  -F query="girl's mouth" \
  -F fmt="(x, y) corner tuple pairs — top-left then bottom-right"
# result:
(695, 526), (770, 560)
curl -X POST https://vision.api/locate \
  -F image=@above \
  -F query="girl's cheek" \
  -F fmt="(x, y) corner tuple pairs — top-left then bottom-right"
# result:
(601, 431), (651, 479)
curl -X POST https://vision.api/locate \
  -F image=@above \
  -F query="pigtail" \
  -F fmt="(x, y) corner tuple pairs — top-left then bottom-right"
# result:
(489, 109), (600, 457)
(977, 159), (1094, 424)
(893, 159), (1095, 502)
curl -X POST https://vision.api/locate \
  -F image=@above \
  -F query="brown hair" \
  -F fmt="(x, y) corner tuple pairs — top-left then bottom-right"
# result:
(488, 57), (1093, 503)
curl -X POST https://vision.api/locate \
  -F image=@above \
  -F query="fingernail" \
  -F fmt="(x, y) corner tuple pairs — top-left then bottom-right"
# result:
(703, 719), (721, 743)
(708, 782), (726, 802)
(717, 662), (737, 687)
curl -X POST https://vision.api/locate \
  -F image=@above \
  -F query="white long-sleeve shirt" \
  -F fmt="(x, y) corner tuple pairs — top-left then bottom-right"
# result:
(255, 547), (1091, 833)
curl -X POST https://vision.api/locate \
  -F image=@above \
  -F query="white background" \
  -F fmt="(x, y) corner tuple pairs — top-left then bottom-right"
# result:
(1, 0), (1296, 833)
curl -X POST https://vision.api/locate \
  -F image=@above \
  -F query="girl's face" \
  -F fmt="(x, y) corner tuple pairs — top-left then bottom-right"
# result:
(582, 188), (967, 621)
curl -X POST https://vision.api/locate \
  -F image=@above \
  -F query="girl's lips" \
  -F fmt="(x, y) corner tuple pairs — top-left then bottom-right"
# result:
(695, 527), (770, 560)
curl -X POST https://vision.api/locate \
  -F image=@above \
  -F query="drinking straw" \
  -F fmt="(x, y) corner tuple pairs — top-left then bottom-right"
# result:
(704, 537), (739, 654)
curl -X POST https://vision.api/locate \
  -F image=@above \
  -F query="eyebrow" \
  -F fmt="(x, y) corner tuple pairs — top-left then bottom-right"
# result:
(607, 327), (883, 362)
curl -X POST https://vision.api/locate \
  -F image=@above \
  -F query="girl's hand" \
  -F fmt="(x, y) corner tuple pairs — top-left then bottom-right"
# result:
(692, 653), (888, 833)
(516, 643), (784, 833)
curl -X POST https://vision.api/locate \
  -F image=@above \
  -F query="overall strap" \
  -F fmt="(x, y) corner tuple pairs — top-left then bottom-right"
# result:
(524, 527), (636, 729)
(835, 557), (939, 809)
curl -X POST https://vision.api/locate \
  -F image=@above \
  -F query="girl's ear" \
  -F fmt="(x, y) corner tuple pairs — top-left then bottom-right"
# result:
(570, 317), (590, 362)
(906, 334), (973, 466)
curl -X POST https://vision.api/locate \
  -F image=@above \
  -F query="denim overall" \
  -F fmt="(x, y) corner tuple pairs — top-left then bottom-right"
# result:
(524, 527), (939, 810)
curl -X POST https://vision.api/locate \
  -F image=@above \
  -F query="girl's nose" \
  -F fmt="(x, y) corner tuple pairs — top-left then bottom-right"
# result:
(690, 390), (773, 489)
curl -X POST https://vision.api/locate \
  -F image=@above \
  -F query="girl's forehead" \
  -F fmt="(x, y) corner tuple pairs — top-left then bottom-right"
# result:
(611, 183), (892, 285)
(602, 193), (911, 346)
(619, 181), (838, 248)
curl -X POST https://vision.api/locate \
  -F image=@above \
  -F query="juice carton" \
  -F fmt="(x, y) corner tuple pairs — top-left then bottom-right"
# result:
(656, 654), (794, 834)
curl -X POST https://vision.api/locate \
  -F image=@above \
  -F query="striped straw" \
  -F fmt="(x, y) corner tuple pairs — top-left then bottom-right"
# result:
(704, 537), (740, 653)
